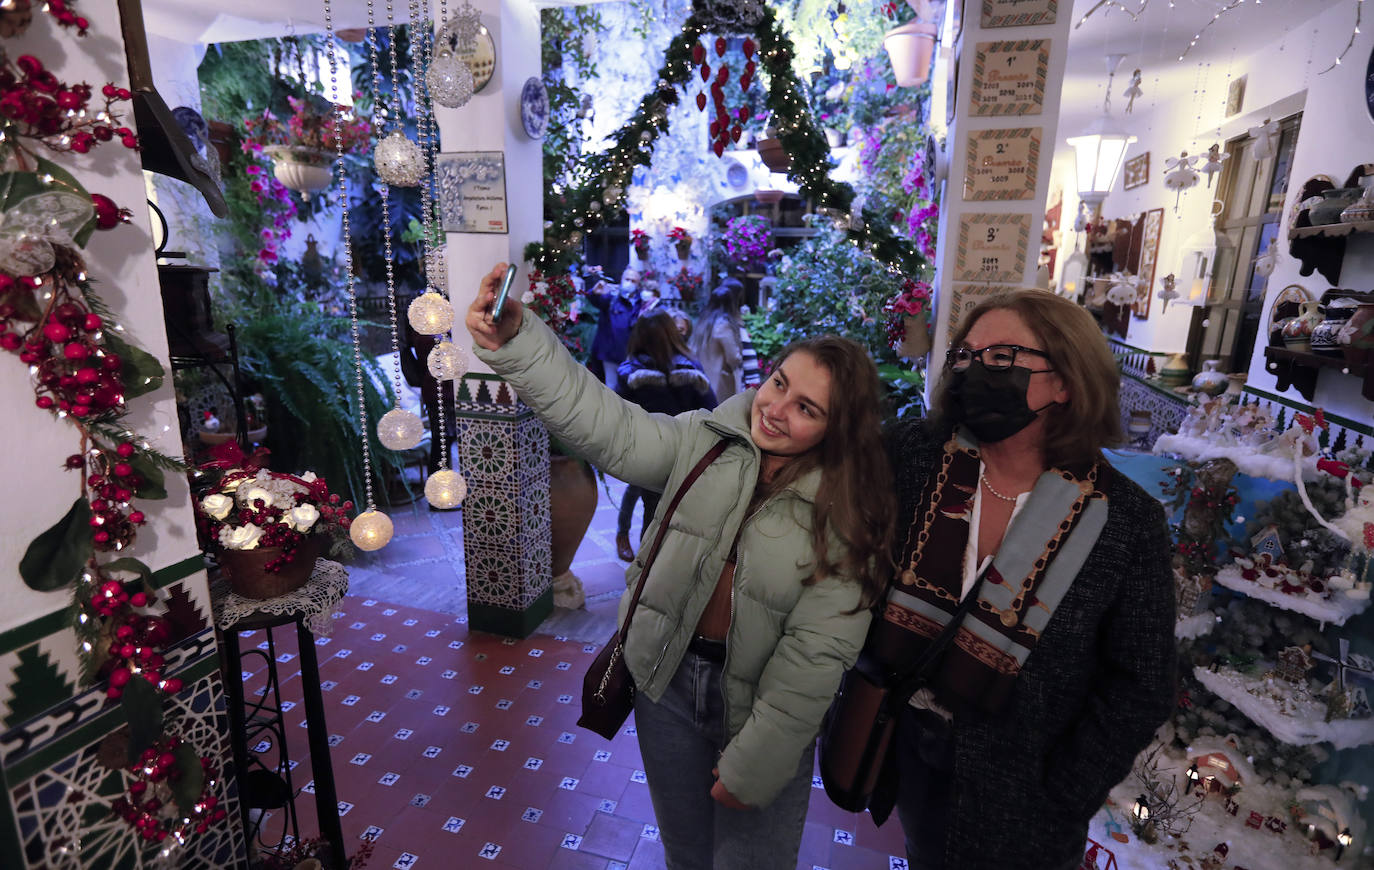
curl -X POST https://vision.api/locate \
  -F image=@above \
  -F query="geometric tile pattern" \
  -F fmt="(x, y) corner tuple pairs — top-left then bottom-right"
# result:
(246, 593), (907, 869)
(455, 386), (552, 613)
(5, 668), (244, 869)
(1119, 375), (1189, 451)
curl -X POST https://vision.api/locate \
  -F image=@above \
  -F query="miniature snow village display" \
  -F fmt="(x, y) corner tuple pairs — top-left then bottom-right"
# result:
(1083, 401), (1374, 870)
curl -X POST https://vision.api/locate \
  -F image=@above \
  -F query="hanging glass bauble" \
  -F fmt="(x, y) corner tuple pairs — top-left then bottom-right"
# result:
(408, 291), (455, 335)
(377, 407), (424, 450)
(427, 340), (468, 380)
(427, 50), (474, 108)
(424, 469), (468, 509)
(374, 131), (424, 187)
(426, 245), (448, 290)
(349, 509), (394, 551)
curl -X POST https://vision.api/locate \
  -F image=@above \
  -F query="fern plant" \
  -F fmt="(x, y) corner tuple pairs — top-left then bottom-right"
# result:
(226, 298), (407, 508)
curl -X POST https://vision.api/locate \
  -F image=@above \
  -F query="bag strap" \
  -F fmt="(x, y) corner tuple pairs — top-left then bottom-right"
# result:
(616, 440), (730, 643)
(887, 568), (989, 708)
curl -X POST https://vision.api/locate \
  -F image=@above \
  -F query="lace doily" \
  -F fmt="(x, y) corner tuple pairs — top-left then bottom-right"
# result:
(210, 558), (349, 636)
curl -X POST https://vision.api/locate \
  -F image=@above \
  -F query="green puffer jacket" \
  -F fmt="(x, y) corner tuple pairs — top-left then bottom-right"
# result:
(475, 312), (872, 807)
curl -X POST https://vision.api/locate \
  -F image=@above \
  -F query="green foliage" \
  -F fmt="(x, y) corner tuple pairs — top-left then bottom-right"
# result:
(760, 218), (907, 365)
(225, 297), (407, 509)
(20, 499), (92, 591)
(877, 364), (926, 423)
(741, 309), (785, 367)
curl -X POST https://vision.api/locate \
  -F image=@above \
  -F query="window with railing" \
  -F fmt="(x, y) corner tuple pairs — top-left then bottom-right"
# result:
(1186, 113), (1301, 374)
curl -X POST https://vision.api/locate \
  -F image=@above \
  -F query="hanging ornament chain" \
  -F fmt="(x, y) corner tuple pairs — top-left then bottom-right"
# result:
(1320, 0), (1364, 74)
(327, 0), (392, 549)
(369, 9), (404, 411)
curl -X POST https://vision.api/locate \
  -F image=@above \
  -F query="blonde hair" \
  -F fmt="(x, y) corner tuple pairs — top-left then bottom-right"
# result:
(932, 289), (1123, 467)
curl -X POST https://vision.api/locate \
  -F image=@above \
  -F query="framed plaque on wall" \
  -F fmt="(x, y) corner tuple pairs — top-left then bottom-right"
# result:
(969, 39), (1050, 117)
(963, 127), (1041, 201)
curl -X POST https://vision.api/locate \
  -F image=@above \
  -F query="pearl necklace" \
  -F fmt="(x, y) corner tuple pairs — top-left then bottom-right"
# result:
(979, 472), (1024, 504)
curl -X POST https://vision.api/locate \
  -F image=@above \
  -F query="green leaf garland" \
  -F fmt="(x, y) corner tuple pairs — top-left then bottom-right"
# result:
(20, 498), (94, 591)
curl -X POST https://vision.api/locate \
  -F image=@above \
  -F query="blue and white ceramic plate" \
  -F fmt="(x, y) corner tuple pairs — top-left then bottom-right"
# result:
(520, 77), (549, 140)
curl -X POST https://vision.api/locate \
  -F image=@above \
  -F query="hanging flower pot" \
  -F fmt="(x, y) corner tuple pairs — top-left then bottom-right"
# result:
(756, 136), (791, 173)
(883, 20), (938, 88)
(899, 316), (931, 360)
(263, 145), (333, 198)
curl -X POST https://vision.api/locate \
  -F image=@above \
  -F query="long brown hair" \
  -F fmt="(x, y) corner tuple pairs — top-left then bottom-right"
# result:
(626, 310), (692, 373)
(932, 289), (1123, 467)
(756, 336), (895, 609)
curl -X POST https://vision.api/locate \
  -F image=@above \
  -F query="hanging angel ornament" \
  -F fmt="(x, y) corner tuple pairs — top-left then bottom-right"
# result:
(1197, 143), (1229, 188)
(1157, 273), (1179, 311)
(1249, 119), (1281, 160)
(1105, 272), (1140, 307)
(1164, 151), (1200, 210)
(1254, 240), (1280, 279)
(1123, 68), (1143, 114)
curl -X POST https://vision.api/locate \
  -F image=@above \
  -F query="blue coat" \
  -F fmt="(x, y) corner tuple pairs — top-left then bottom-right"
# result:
(588, 286), (639, 364)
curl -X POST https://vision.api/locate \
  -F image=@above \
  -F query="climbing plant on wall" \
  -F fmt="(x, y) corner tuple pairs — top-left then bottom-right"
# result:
(526, 3), (926, 280)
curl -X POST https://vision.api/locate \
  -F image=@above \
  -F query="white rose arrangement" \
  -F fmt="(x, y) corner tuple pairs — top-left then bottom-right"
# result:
(194, 465), (354, 572)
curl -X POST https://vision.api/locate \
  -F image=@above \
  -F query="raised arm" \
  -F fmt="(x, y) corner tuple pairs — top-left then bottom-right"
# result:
(466, 264), (691, 490)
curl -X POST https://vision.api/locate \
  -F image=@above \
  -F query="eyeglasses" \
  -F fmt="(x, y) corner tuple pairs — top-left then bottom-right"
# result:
(945, 344), (1052, 372)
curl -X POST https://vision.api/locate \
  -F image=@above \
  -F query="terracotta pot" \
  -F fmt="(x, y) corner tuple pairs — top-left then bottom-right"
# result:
(674, 238), (693, 260)
(218, 538), (320, 600)
(898, 316), (931, 360)
(753, 188), (785, 206)
(756, 137), (791, 173)
(1339, 302), (1374, 366)
(549, 455), (597, 577)
(883, 20), (938, 88)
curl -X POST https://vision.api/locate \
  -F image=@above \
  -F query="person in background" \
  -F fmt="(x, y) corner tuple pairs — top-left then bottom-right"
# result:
(728, 277), (763, 390)
(466, 263), (895, 870)
(587, 268), (640, 392)
(869, 289), (1175, 870)
(613, 310), (718, 562)
(692, 282), (745, 401)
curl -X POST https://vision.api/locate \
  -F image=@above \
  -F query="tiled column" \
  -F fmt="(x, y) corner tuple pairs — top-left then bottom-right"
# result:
(453, 373), (553, 637)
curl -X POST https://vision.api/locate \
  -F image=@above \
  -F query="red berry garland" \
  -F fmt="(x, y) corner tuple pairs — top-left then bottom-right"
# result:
(0, 53), (138, 154)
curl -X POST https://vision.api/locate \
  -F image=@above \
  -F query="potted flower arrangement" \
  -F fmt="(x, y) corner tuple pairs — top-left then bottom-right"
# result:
(668, 226), (693, 260)
(882, 0), (938, 88)
(885, 277), (933, 360)
(245, 96), (371, 198)
(630, 228), (651, 262)
(667, 268), (703, 305)
(720, 214), (772, 274)
(196, 464), (354, 599)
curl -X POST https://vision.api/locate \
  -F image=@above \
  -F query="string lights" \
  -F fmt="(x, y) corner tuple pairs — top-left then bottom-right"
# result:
(1178, 0), (1248, 62)
(527, 6), (925, 279)
(1318, 0), (1364, 74)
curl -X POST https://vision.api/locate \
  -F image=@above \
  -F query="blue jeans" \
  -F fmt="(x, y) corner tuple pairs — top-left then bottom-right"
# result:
(633, 649), (813, 870)
(616, 486), (661, 539)
(894, 705), (955, 870)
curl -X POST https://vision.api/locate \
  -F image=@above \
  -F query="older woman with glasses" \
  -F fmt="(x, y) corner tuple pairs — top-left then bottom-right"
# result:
(864, 290), (1176, 870)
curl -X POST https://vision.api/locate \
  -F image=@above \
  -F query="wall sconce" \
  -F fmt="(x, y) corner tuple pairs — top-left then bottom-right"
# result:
(1066, 54), (1137, 219)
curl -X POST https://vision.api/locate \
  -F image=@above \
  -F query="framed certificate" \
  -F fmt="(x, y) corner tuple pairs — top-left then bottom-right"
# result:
(970, 40), (1050, 117)
(954, 213), (1031, 283)
(981, 0), (1056, 28)
(438, 151), (509, 234)
(947, 283), (1019, 337)
(963, 127), (1041, 201)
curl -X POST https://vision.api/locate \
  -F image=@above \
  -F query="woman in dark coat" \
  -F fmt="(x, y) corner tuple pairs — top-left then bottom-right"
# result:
(613, 310), (717, 560)
(870, 289), (1176, 870)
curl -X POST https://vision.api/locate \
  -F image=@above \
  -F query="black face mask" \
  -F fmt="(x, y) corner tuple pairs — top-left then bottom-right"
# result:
(947, 361), (1054, 443)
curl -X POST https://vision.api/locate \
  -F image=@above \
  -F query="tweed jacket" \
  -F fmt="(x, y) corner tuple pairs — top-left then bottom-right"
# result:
(880, 421), (1176, 870)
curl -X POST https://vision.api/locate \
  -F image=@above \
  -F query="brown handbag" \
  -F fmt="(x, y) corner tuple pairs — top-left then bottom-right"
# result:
(818, 569), (987, 813)
(577, 441), (730, 740)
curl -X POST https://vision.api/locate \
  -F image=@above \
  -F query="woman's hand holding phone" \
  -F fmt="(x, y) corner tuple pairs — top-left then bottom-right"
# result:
(465, 262), (525, 350)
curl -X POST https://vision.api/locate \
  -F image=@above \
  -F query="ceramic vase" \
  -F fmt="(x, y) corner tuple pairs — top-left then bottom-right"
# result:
(1191, 360), (1229, 396)
(1158, 353), (1191, 388)
(1281, 301), (1323, 351)
(549, 454), (597, 609)
(217, 538), (320, 600)
(1340, 181), (1374, 223)
(263, 146), (333, 198)
(1309, 188), (1363, 225)
(1338, 302), (1374, 367)
(1225, 373), (1247, 401)
(1311, 297), (1359, 356)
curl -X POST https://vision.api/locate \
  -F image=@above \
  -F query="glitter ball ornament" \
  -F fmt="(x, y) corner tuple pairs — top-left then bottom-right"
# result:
(349, 509), (394, 551)
(424, 469), (468, 509)
(426, 245), (448, 290)
(427, 50), (474, 108)
(427, 340), (468, 380)
(377, 407), (424, 450)
(374, 131), (424, 187)
(407, 291), (455, 335)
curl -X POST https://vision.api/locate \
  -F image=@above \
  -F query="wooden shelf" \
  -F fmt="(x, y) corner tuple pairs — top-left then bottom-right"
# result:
(1288, 219), (1374, 239)
(1263, 345), (1373, 402)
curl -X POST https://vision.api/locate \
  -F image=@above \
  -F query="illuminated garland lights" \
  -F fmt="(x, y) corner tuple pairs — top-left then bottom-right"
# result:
(527, 6), (926, 279)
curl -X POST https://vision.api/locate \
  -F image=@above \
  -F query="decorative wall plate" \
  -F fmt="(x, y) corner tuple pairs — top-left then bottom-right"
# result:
(1269, 283), (1313, 326)
(520, 77), (549, 140)
(723, 157), (749, 190)
(1366, 43), (1374, 123)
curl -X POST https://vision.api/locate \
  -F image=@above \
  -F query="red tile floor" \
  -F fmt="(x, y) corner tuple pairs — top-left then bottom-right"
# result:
(238, 596), (909, 870)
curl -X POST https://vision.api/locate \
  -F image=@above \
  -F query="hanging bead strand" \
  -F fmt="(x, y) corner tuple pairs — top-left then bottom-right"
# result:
(326, 0), (393, 550)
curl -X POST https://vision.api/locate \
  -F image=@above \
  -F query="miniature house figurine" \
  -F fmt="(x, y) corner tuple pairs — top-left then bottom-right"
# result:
(1276, 645), (1315, 684)
(1250, 523), (1285, 566)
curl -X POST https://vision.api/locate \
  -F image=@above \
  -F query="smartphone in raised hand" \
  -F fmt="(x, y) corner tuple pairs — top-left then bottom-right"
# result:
(491, 264), (518, 323)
